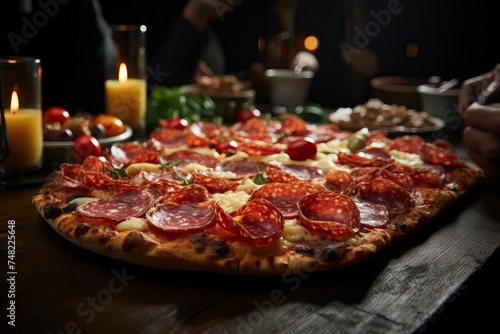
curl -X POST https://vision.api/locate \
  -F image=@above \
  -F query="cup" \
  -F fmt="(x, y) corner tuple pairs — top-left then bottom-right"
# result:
(0, 57), (43, 175)
(265, 69), (314, 112)
(105, 25), (147, 136)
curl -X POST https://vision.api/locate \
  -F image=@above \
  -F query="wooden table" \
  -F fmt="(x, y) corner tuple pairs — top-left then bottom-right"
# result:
(1, 154), (500, 334)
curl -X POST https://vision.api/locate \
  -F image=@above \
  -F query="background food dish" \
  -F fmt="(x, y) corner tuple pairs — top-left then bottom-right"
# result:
(43, 125), (132, 164)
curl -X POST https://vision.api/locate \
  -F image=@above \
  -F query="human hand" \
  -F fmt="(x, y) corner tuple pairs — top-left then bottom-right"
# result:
(458, 63), (500, 117)
(461, 102), (500, 179)
(183, 0), (234, 30)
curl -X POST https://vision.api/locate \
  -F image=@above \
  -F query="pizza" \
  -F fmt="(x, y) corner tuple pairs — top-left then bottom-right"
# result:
(32, 114), (485, 276)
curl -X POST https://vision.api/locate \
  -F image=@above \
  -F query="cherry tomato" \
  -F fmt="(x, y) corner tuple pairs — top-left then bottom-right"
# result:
(158, 117), (189, 130)
(236, 107), (261, 123)
(214, 139), (238, 155)
(43, 106), (71, 126)
(91, 114), (125, 137)
(73, 134), (102, 164)
(285, 137), (317, 161)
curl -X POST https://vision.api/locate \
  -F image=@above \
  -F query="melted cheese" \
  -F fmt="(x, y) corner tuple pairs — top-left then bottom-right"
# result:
(212, 190), (250, 213)
(69, 197), (95, 206)
(389, 149), (424, 167)
(115, 217), (148, 232)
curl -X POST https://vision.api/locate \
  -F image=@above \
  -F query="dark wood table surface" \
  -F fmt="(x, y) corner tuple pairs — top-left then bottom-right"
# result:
(1, 143), (500, 334)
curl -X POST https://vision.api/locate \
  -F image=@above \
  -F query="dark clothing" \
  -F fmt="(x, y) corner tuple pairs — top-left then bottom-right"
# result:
(0, 0), (115, 115)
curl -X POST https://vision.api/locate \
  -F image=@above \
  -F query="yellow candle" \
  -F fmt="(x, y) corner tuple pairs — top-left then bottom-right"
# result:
(2, 92), (43, 170)
(105, 63), (146, 132)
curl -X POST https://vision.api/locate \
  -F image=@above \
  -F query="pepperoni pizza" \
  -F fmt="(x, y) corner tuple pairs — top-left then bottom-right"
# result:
(32, 116), (485, 276)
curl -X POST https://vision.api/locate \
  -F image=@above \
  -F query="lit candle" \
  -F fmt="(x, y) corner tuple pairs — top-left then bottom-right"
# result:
(2, 90), (43, 170)
(105, 63), (146, 132)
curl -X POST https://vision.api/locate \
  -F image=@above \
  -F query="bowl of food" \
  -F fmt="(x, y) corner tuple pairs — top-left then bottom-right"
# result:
(43, 109), (133, 166)
(182, 75), (256, 123)
(370, 76), (430, 109)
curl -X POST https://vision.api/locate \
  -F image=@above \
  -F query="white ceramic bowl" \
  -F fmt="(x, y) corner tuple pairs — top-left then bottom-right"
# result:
(43, 125), (133, 166)
(265, 69), (314, 111)
(417, 84), (460, 129)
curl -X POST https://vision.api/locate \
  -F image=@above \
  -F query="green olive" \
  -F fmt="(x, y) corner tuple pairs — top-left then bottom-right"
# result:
(347, 127), (370, 152)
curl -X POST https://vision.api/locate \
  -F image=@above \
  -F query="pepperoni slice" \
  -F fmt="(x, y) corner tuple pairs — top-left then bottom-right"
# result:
(324, 169), (353, 193)
(128, 151), (161, 164)
(149, 128), (187, 148)
(307, 123), (346, 143)
(106, 142), (149, 166)
(81, 155), (109, 173)
(147, 201), (216, 232)
(279, 115), (309, 136)
(160, 184), (209, 204)
(77, 189), (155, 221)
(298, 192), (361, 237)
(420, 143), (461, 167)
(215, 160), (266, 178)
(354, 199), (390, 228)
(354, 179), (410, 214)
(337, 152), (392, 168)
(264, 164), (300, 183)
(220, 198), (284, 244)
(236, 140), (284, 156)
(351, 167), (415, 193)
(161, 150), (219, 168)
(387, 135), (426, 154)
(190, 172), (240, 193)
(250, 181), (326, 219)
(185, 132), (211, 148)
(280, 164), (324, 181)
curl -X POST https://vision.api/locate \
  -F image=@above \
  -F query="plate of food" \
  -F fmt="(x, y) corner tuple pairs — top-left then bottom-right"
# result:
(328, 98), (445, 136)
(43, 108), (133, 165)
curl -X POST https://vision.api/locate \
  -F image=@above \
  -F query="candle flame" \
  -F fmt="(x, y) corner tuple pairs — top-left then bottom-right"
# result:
(10, 91), (19, 114)
(118, 63), (128, 82)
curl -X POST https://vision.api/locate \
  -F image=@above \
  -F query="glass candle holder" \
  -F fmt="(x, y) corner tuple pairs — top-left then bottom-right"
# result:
(0, 57), (43, 175)
(105, 25), (147, 136)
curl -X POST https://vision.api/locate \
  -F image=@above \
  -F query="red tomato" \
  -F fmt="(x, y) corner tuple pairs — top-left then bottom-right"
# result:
(236, 107), (261, 123)
(285, 137), (317, 161)
(91, 114), (125, 137)
(73, 134), (102, 164)
(214, 139), (238, 154)
(43, 106), (71, 126)
(158, 117), (189, 130)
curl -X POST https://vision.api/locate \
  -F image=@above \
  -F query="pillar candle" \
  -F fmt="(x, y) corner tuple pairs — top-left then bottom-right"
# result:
(105, 63), (146, 132)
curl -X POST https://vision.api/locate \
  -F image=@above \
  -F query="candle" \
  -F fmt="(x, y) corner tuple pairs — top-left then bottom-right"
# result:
(2, 91), (43, 170)
(105, 63), (146, 132)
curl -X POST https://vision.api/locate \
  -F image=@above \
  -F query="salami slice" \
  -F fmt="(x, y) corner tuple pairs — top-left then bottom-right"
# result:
(148, 128), (187, 148)
(190, 172), (240, 193)
(77, 188), (155, 221)
(220, 198), (284, 244)
(351, 167), (415, 193)
(250, 181), (326, 219)
(354, 179), (410, 215)
(215, 160), (266, 178)
(324, 169), (353, 193)
(106, 142), (150, 166)
(354, 199), (390, 228)
(161, 150), (219, 168)
(420, 143), (461, 167)
(337, 152), (392, 168)
(147, 201), (216, 232)
(160, 184), (210, 204)
(298, 192), (361, 237)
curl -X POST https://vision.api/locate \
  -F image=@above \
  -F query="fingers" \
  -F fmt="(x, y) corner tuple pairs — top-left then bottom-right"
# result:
(461, 103), (500, 136)
(463, 126), (500, 179)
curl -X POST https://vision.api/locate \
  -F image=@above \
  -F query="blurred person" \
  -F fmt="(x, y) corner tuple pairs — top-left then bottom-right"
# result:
(99, 0), (279, 96)
(458, 63), (500, 180)
(0, 0), (116, 114)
